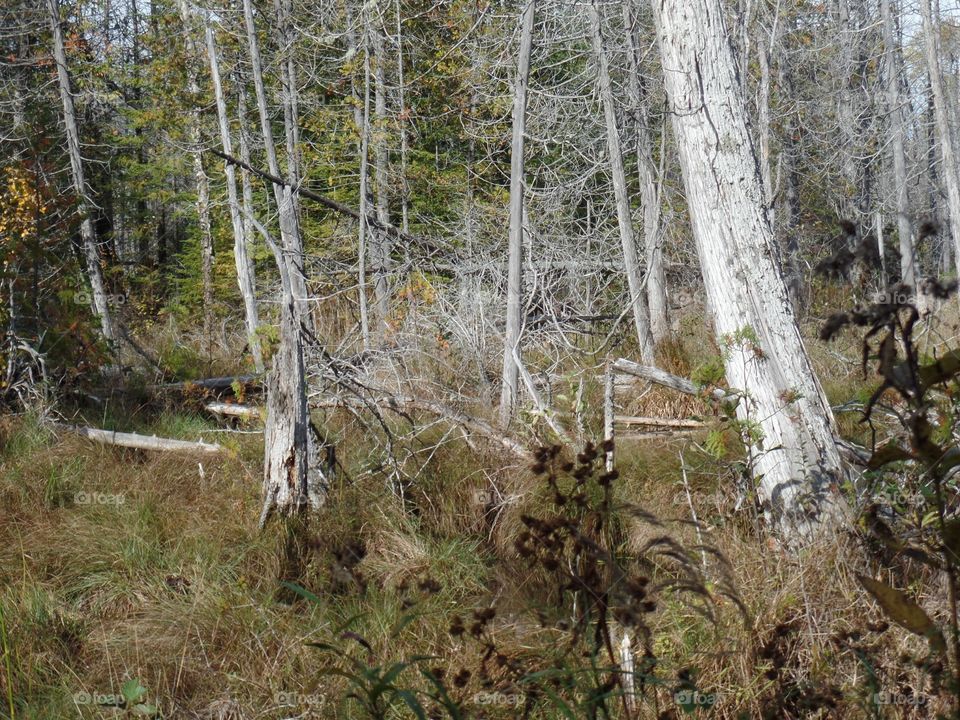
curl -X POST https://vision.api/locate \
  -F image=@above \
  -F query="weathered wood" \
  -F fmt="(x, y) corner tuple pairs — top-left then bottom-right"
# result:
(499, 0), (536, 425)
(205, 402), (261, 419)
(614, 416), (705, 428)
(55, 423), (223, 453)
(205, 19), (264, 372)
(590, 5), (655, 363)
(47, 0), (114, 342)
(612, 358), (732, 401)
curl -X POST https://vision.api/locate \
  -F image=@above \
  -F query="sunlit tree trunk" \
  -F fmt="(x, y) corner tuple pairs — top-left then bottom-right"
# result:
(622, 0), (669, 345)
(371, 16), (392, 334)
(881, 0), (915, 290)
(651, 0), (850, 539)
(242, 0), (323, 522)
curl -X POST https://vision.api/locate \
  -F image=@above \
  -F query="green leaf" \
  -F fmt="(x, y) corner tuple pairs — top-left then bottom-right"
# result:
(280, 581), (322, 604)
(856, 574), (946, 654)
(132, 703), (158, 717)
(394, 690), (428, 720)
(121, 679), (148, 704)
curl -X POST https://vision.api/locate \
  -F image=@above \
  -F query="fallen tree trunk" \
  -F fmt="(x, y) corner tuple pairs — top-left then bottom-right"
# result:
(612, 358), (732, 401)
(614, 415), (705, 428)
(205, 402), (262, 418)
(613, 358), (870, 467)
(54, 423), (223, 453)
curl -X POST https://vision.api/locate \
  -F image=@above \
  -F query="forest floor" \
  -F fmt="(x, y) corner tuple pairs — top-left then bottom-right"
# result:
(0, 294), (954, 719)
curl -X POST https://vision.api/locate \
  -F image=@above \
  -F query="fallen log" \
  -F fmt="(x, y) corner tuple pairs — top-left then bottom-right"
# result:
(54, 423), (224, 453)
(612, 358), (733, 401)
(613, 358), (871, 467)
(205, 402), (262, 419)
(614, 415), (705, 428)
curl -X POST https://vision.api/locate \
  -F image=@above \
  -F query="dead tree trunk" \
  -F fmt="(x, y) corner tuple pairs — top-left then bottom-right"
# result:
(370, 13), (392, 334)
(498, 0), (536, 425)
(623, 0), (669, 343)
(205, 21), (264, 372)
(357, 20), (373, 351)
(881, 0), (916, 290)
(651, 0), (850, 540)
(47, 0), (115, 342)
(919, 0), (960, 287)
(241, 0), (323, 522)
(590, 3), (655, 364)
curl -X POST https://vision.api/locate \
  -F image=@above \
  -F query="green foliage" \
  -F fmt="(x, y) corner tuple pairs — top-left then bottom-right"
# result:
(691, 355), (725, 388)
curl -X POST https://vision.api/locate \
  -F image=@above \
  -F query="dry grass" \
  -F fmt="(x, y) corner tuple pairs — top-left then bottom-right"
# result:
(0, 299), (957, 719)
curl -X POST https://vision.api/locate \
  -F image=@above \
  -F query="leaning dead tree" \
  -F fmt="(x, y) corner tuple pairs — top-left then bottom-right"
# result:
(589, 2), (655, 364)
(651, 0), (850, 539)
(204, 14), (264, 372)
(46, 0), (115, 343)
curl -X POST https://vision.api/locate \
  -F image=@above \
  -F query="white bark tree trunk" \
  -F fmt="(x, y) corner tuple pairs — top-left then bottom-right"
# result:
(357, 22), (373, 351)
(919, 0), (960, 287)
(623, 0), (669, 343)
(241, 0), (323, 522)
(881, 0), (916, 290)
(651, 0), (849, 539)
(205, 21), (264, 373)
(498, 0), (536, 425)
(47, 0), (115, 342)
(371, 16), (392, 334)
(590, 3), (655, 364)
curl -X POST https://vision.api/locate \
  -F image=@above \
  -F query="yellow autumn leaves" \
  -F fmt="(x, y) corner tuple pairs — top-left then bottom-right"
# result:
(0, 166), (47, 248)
